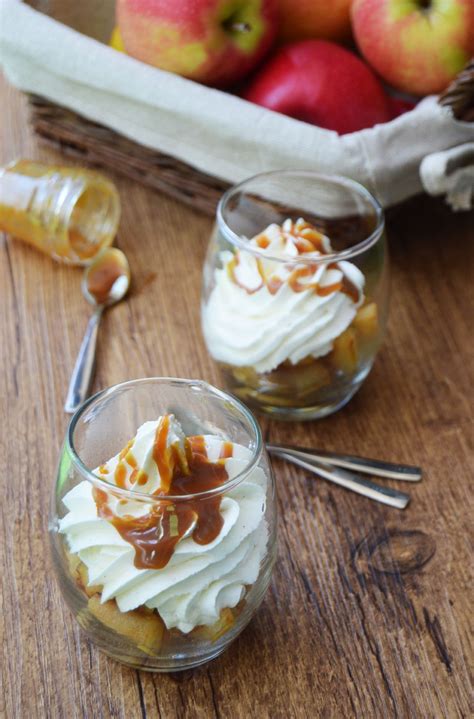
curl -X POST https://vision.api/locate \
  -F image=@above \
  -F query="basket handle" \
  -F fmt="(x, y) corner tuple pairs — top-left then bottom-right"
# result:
(420, 61), (474, 210)
(420, 143), (474, 211)
(438, 59), (474, 122)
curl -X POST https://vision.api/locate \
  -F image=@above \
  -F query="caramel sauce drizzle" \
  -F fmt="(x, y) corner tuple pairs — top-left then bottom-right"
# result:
(153, 414), (173, 494)
(219, 441), (234, 459)
(112, 439), (134, 488)
(93, 421), (233, 570)
(229, 220), (360, 302)
(125, 450), (137, 468)
(341, 275), (360, 303)
(227, 254), (264, 294)
(119, 439), (134, 460)
(114, 462), (127, 489)
(291, 225), (325, 253)
(256, 235), (270, 249)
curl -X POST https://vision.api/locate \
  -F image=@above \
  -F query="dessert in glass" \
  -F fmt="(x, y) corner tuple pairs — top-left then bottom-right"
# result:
(50, 378), (277, 671)
(201, 171), (389, 420)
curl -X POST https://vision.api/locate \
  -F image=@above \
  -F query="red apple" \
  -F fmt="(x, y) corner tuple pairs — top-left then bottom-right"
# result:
(352, 0), (474, 96)
(243, 40), (394, 134)
(116, 0), (277, 88)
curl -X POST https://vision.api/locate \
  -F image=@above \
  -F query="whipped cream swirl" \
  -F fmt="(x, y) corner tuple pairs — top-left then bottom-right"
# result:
(203, 219), (365, 373)
(59, 417), (268, 633)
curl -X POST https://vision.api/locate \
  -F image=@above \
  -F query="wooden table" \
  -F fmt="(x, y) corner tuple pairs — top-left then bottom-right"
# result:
(1, 74), (473, 719)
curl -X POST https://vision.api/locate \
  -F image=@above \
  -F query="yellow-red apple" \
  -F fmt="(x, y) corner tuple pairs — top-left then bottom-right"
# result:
(352, 0), (474, 95)
(116, 0), (277, 88)
(277, 0), (353, 43)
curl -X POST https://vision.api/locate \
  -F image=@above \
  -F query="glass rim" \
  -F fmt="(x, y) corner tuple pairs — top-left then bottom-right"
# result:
(66, 377), (264, 502)
(216, 169), (385, 264)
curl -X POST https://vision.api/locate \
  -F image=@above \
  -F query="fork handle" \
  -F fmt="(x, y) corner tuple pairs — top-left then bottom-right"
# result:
(270, 451), (410, 509)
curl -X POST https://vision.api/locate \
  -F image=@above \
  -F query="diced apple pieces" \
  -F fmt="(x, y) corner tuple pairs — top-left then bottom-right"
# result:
(331, 328), (358, 374)
(353, 302), (378, 339)
(66, 550), (81, 579)
(87, 595), (164, 655)
(193, 608), (235, 643)
(269, 358), (331, 394)
(232, 365), (261, 390)
(66, 551), (102, 597)
(77, 563), (103, 598)
(293, 359), (331, 394)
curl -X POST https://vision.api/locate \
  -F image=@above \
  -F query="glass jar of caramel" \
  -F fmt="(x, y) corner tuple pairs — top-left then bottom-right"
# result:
(0, 160), (121, 264)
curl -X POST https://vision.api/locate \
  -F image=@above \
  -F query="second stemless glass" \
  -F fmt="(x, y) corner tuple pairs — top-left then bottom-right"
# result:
(50, 378), (277, 672)
(201, 171), (389, 420)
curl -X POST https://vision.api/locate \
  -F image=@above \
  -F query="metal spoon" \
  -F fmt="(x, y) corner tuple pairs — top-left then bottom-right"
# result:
(266, 445), (422, 482)
(64, 248), (130, 414)
(269, 449), (411, 510)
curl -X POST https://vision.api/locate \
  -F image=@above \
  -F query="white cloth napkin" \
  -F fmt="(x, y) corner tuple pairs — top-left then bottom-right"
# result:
(1, 0), (473, 207)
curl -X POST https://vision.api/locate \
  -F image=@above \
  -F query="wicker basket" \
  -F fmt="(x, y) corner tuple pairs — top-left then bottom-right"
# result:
(3, 2), (473, 215)
(28, 95), (230, 216)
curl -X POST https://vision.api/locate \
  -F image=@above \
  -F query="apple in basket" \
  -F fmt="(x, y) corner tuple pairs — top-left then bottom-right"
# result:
(243, 40), (394, 135)
(116, 0), (277, 87)
(352, 0), (474, 95)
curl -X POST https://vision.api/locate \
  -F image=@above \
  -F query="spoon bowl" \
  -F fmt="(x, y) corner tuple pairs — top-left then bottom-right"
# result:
(82, 247), (130, 307)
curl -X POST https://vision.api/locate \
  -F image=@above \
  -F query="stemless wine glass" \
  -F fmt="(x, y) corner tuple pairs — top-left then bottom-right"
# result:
(50, 378), (277, 672)
(201, 170), (389, 420)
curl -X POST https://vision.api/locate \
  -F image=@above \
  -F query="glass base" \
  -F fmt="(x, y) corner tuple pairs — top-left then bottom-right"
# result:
(53, 535), (276, 673)
(241, 365), (372, 422)
(76, 604), (259, 672)
(218, 356), (376, 422)
(254, 387), (357, 421)
(101, 644), (229, 672)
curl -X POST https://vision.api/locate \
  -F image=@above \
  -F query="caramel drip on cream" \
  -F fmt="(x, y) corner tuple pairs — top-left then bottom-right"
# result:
(93, 420), (234, 570)
(228, 219), (360, 302)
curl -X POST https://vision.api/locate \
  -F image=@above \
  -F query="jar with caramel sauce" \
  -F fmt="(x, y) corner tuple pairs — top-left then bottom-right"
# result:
(0, 160), (120, 264)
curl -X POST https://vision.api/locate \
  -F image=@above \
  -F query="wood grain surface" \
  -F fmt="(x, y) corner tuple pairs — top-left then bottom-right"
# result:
(1, 74), (473, 719)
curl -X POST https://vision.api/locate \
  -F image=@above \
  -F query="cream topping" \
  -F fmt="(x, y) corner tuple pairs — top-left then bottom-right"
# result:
(59, 417), (268, 633)
(202, 218), (365, 373)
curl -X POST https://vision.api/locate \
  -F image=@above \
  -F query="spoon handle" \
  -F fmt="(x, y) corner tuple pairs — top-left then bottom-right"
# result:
(267, 445), (422, 481)
(271, 451), (410, 509)
(64, 308), (103, 414)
